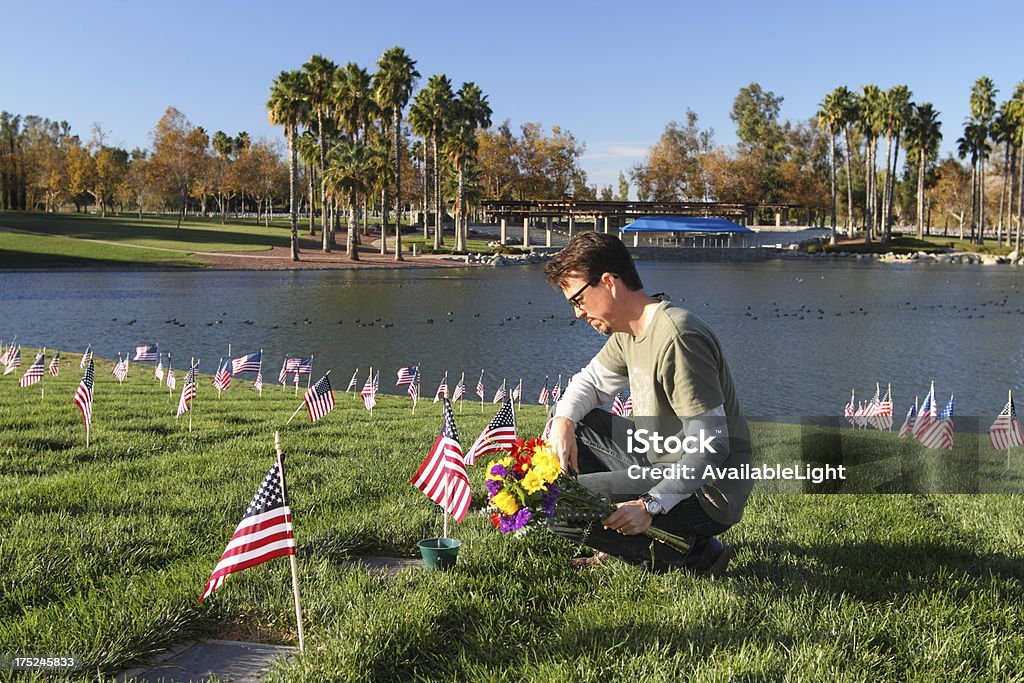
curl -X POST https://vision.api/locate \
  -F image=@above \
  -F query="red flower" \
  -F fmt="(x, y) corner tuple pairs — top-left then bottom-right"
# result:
(490, 513), (501, 527)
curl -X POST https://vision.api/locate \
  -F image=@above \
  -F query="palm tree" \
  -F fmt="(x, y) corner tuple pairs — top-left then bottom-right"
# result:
(301, 54), (338, 252)
(817, 88), (845, 244)
(880, 85), (912, 243)
(957, 121), (989, 241)
(837, 89), (859, 236)
(445, 82), (492, 252)
(969, 76), (998, 244)
(373, 47), (420, 261)
(296, 130), (319, 235)
(409, 74), (455, 250)
(993, 101), (1014, 246)
(333, 62), (377, 247)
(266, 69), (308, 262)
(859, 85), (884, 242)
(903, 103), (942, 239)
(324, 140), (375, 262)
(1010, 82), (1024, 256)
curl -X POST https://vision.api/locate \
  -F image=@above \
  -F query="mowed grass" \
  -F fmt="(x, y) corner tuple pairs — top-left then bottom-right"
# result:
(1, 352), (1023, 681)
(0, 212), (325, 268)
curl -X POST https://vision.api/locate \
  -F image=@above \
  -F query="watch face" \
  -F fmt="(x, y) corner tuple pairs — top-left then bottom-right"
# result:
(644, 498), (661, 515)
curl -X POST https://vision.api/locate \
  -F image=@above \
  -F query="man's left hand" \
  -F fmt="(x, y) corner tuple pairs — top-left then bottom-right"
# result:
(603, 499), (653, 536)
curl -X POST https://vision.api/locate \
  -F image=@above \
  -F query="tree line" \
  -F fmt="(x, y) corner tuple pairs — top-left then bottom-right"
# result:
(630, 79), (1024, 253)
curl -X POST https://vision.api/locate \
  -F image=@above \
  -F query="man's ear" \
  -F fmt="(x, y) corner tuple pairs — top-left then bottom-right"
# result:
(601, 272), (619, 290)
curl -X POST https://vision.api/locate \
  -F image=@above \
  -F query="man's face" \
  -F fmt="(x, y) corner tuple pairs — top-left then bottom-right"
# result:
(562, 274), (613, 336)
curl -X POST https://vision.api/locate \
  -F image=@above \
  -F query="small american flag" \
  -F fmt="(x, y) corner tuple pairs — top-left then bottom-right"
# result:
(3, 346), (20, 375)
(406, 366), (421, 403)
(410, 400), (472, 522)
(466, 400), (517, 465)
(537, 377), (550, 406)
(360, 371), (379, 410)
(166, 359), (176, 391)
(48, 351), (60, 377)
(510, 380), (522, 404)
(611, 391), (628, 417)
(304, 374), (335, 422)
(551, 375), (562, 402)
(112, 356), (128, 383)
(623, 394), (633, 415)
(918, 394), (954, 450)
(177, 364), (197, 417)
(346, 369), (359, 392)
(988, 396), (1023, 450)
(231, 351), (262, 375)
(843, 390), (855, 424)
(72, 359), (95, 430)
(433, 375), (448, 403)
(898, 402), (917, 439)
(396, 365), (417, 386)
(451, 377), (466, 403)
(475, 371), (485, 400)
(155, 357), (164, 381)
(213, 359), (232, 391)
(492, 380), (507, 404)
(279, 357), (297, 384)
(912, 384), (936, 441)
(870, 386), (893, 431)
(253, 368), (263, 392)
(134, 344), (158, 362)
(80, 345), (92, 368)
(19, 352), (45, 387)
(199, 459), (296, 602)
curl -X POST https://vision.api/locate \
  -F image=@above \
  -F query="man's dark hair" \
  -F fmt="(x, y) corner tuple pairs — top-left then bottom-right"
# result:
(544, 231), (644, 291)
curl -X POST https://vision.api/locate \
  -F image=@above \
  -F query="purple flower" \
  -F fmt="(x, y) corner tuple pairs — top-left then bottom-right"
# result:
(541, 485), (560, 516)
(500, 507), (532, 533)
(485, 479), (503, 497)
(489, 463), (508, 478)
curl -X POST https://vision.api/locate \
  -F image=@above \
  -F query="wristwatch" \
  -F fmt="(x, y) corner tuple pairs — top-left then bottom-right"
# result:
(640, 493), (663, 516)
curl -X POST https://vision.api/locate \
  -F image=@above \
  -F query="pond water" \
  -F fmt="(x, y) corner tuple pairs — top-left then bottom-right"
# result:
(1, 261), (1022, 421)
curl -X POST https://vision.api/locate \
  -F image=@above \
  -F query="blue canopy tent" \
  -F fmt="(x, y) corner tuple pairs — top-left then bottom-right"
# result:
(619, 216), (755, 247)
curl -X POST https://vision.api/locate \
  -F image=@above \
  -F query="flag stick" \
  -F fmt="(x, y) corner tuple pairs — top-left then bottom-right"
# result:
(86, 423), (90, 448)
(306, 355), (314, 391)
(369, 366), (374, 416)
(888, 383), (893, 430)
(458, 372), (465, 414)
(274, 431), (305, 653)
(189, 357), (195, 433)
(1009, 388), (1014, 470)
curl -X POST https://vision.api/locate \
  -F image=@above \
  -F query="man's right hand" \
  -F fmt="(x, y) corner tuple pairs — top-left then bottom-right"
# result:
(548, 416), (579, 473)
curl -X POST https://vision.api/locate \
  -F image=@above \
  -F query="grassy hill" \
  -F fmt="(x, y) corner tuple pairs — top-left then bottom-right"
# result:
(1, 351), (1022, 681)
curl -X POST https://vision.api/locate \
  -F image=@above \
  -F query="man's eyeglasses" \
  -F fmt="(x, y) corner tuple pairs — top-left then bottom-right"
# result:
(567, 278), (599, 309)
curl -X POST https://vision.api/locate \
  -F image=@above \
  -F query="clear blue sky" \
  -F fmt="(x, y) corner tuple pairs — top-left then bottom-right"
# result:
(4, 0), (1022, 191)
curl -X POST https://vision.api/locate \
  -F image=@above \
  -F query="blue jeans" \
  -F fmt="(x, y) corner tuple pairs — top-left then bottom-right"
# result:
(547, 409), (731, 570)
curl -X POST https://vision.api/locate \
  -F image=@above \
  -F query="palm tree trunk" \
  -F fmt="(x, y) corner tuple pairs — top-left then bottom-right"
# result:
(347, 189), (359, 261)
(916, 148), (926, 240)
(319, 112), (330, 253)
(307, 163), (315, 235)
(393, 107), (404, 262)
(864, 139), (874, 243)
(422, 146), (429, 241)
(289, 132), (300, 261)
(380, 185), (388, 255)
(843, 126), (855, 236)
(979, 157), (986, 244)
(828, 134), (837, 244)
(432, 135), (443, 250)
(966, 164), (975, 241)
(1016, 140), (1024, 257)
(887, 131), (901, 242)
(998, 145), (1009, 247)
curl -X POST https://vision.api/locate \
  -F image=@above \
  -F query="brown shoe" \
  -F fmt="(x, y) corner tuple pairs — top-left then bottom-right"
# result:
(570, 551), (611, 568)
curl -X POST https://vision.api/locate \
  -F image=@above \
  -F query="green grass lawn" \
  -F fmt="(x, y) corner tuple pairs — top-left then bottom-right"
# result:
(0, 212), (327, 269)
(1, 351), (1022, 681)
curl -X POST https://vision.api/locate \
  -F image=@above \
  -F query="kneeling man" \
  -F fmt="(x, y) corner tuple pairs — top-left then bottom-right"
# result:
(544, 232), (753, 576)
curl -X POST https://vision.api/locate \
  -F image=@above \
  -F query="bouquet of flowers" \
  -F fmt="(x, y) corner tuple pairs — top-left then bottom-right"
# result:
(485, 437), (691, 555)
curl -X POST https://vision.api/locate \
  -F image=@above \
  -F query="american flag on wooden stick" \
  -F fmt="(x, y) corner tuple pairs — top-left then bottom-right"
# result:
(466, 400), (517, 465)
(231, 351), (262, 375)
(492, 380), (507, 404)
(19, 352), (45, 387)
(988, 395), (1023, 450)
(611, 391), (629, 417)
(213, 359), (232, 391)
(177, 364), (197, 417)
(451, 376), (466, 403)
(537, 377), (549, 406)
(410, 400), (472, 522)
(918, 395), (954, 450)
(3, 346), (20, 375)
(48, 351), (60, 377)
(199, 459), (296, 602)
(134, 344), (158, 362)
(475, 370), (485, 400)
(346, 369), (359, 392)
(304, 374), (335, 422)
(80, 345), (92, 368)
(253, 368), (263, 393)
(155, 356), (164, 381)
(361, 371), (379, 410)
(396, 365), (417, 386)
(166, 359), (176, 391)
(551, 375), (562, 402)
(433, 374), (448, 403)
(72, 359), (95, 430)
(912, 384), (936, 441)
(112, 356), (128, 383)
(898, 401), (917, 439)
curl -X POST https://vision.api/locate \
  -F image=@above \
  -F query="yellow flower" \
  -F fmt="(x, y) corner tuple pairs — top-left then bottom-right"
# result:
(491, 491), (519, 515)
(531, 447), (560, 484)
(521, 468), (547, 494)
